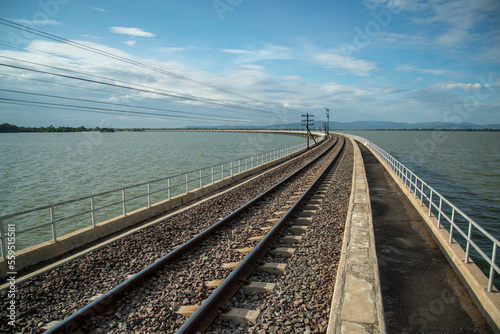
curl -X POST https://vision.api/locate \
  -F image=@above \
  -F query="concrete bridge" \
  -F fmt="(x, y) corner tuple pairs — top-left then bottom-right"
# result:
(0, 132), (498, 333)
(143, 128), (325, 138)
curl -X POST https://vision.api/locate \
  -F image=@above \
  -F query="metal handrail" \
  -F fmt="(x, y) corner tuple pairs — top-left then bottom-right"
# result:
(1, 137), (323, 259)
(350, 135), (499, 292)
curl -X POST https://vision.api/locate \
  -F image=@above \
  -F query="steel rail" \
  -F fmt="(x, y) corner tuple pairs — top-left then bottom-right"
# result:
(176, 138), (346, 333)
(44, 137), (338, 334)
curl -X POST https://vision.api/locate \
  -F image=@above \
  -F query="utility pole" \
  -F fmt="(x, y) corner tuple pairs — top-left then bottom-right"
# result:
(324, 107), (330, 137)
(301, 113), (317, 149)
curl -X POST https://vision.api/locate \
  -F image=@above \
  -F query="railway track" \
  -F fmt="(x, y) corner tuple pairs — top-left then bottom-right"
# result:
(205, 139), (353, 333)
(41, 137), (345, 333)
(177, 138), (347, 334)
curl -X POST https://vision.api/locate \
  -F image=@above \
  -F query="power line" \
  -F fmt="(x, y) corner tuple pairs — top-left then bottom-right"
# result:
(0, 97), (270, 124)
(0, 61), (297, 125)
(0, 72), (262, 118)
(0, 18), (301, 114)
(0, 56), (285, 117)
(0, 89), (264, 123)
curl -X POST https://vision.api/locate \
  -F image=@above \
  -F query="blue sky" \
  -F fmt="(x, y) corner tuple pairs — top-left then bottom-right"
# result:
(0, 0), (499, 128)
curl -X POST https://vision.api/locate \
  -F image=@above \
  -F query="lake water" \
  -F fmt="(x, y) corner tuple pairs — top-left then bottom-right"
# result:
(347, 130), (500, 283)
(0, 131), (305, 250)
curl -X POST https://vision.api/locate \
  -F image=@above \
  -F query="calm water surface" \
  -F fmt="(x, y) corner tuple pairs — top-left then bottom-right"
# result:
(0, 131), (305, 250)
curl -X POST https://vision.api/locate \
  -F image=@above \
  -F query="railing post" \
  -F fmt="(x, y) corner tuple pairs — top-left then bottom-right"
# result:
(238, 160), (241, 174)
(413, 176), (418, 199)
(50, 206), (57, 242)
(90, 196), (96, 228)
(122, 189), (126, 216)
(199, 170), (202, 188)
(449, 208), (455, 243)
(168, 178), (171, 199)
(0, 218), (6, 261)
(437, 197), (443, 228)
(186, 173), (189, 193)
(408, 173), (412, 192)
(230, 162), (233, 176)
(221, 164), (224, 179)
(488, 243), (497, 292)
(465, 221), (472, 263)
(420, 182), (424, 205)
(428, 190), (433, 217)
(211, 167), (214, 184)
(147, 183), (151, 207)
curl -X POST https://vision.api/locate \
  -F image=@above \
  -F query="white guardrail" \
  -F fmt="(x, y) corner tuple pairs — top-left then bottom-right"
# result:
(0, 137), (322, 259)
(350, 135), (499, 292)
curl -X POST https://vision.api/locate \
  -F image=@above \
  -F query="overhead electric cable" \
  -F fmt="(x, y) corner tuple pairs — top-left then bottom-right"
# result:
(0, 18), (301, 114)
(0, 97), (269, 124)
(0, 62), (284, 120)
(0, 39), (288, 117)
(0, 56), (284, 116)
(0, 72), (261, 118)
(0, 88), (262, 123)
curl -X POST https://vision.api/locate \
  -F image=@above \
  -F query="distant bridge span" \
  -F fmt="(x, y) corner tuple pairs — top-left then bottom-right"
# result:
(144, 129), (325, 138)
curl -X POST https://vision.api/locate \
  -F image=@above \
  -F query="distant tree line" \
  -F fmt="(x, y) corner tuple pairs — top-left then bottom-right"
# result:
(0, 123), (115, 133)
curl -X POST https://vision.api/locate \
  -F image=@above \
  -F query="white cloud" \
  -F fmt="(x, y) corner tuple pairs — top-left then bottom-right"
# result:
(313, 53), (377, 76)
(281, 75), (302, 81)
(24, 39), (133, 60)
(11, 18), (61, 26)
(158, 47), (186, 54)
(364, 0), (428, 13)
(93, 7), (110, 13)
(222, 46), (293, 63)
(229, 65), (266, 72)
(82, 34), (103, 40)
(223, 49), (250, 54)
(109, 27), (155, 38)
(376, 32), (428, 46)
(368, 0), (500, 49)
(441, 82), (482, 92)
(395, 64), (454, 76)
(123, 40), (136, 46)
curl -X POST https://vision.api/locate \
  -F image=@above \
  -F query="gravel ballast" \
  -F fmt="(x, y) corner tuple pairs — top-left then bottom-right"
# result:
(207, 139), (353, 334)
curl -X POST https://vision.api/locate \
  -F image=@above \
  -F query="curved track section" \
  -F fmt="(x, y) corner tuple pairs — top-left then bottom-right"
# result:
(178, 138), (345, 333)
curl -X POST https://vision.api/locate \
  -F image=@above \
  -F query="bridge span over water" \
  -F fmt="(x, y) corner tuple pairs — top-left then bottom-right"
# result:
(143, 128), (325, 138)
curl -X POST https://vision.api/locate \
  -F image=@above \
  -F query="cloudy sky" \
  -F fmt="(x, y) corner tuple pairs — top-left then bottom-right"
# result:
(0, 0), (499, 128)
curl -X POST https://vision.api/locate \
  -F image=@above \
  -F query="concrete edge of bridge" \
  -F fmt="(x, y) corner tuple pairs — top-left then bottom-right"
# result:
(327, 136), (386, 334)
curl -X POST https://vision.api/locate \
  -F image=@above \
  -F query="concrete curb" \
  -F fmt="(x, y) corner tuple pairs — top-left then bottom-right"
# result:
(362, 140), (500, 333)
(327, 137), (386, 334)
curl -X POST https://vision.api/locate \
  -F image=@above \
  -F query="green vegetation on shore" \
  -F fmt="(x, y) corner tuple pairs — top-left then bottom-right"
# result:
(0, 123), (114, 133)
